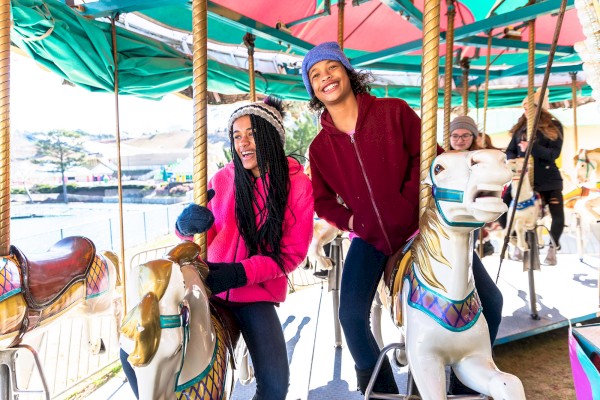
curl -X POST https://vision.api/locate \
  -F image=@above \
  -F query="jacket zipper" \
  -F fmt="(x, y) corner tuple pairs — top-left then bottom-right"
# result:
(226, 233), (242, 301)
(349, 132), (393, 253)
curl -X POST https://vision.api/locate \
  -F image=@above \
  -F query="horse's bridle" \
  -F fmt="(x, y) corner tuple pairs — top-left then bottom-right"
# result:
(430, 164), (485, 228)
(578, 155), (596, 182)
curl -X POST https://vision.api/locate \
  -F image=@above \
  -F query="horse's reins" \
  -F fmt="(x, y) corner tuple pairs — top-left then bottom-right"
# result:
(496, 0), (569, 283)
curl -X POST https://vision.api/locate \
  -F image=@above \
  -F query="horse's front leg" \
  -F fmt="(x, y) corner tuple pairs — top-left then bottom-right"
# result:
(406, 348), (446, 400)
(453, 355), (525, 399)
(514, 219), (528, 251)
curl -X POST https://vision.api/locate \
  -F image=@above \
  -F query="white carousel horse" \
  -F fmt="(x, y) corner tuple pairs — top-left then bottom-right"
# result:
(575, 148), (600, 221)
(0, 237), (122, 396)
(380, 149), (525, 399)
(506, 158), (544, 252)
(305, 217), (340, 272)
(120, 241), (241, 400)
(0, 236), (122, 350)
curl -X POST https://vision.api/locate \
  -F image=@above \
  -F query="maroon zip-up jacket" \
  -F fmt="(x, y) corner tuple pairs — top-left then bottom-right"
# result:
(308, 93), (423, 256)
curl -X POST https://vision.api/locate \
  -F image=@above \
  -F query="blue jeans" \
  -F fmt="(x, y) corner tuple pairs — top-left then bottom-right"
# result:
(339, 237), (503, 371)
(120, 301), (289, 400)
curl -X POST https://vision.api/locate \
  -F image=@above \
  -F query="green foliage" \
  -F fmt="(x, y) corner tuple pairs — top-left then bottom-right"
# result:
(32, 129), (88, 172)
(285, 111), (318, 158)
(10, 187), (27, 195)
(30, 183), (78, 193)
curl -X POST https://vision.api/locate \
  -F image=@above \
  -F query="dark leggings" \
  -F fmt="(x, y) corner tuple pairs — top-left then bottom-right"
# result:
(120, 301), (289, 400)
(339, 237), (503, 371)
(538, 189), (564, 247)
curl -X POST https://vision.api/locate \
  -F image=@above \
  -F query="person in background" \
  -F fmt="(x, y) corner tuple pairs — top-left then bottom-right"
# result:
(505, 89), (564, 266)
(302, 41), (503, 396)
(120, 96), (314, 400)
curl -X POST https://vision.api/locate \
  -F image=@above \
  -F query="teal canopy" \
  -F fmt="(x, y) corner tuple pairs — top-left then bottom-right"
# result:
(10, 0), (593, 107)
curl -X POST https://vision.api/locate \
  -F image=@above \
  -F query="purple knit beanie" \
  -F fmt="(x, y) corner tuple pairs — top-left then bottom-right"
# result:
(301, 42), (354, 97)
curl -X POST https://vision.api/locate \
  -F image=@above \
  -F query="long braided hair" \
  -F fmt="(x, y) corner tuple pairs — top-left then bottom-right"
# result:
(230, 97), (290, 272)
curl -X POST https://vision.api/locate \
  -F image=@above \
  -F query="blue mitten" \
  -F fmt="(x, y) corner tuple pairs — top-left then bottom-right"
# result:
(205, 261), (247, 295)
(175, 189), (216, 237)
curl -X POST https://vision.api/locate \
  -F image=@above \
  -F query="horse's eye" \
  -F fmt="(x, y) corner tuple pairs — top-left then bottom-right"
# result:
(434, 164), (445, 175)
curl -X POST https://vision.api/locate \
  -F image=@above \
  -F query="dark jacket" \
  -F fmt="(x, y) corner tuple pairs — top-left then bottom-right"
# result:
(505, 117), (564, 192)
(308, 93), (423, 255)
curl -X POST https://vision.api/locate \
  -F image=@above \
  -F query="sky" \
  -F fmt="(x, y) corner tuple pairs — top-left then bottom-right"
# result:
(10, 53), (238, 137)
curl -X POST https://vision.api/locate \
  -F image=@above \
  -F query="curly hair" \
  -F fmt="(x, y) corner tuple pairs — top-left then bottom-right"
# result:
(308, 68), (373, 113)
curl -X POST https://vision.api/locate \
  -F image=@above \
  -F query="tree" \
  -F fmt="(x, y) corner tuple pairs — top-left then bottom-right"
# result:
(32, 129), (88, 203)
(285, 111), (318, 158)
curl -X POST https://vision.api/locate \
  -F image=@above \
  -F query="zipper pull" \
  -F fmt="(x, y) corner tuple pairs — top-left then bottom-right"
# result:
(350, 133), (355, 143)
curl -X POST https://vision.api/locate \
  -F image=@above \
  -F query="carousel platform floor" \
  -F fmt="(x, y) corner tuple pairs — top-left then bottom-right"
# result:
(89, 246), (599, 400)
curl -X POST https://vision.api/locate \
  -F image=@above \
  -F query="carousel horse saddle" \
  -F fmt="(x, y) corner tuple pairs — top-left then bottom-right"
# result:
(10, 236), (96, 308)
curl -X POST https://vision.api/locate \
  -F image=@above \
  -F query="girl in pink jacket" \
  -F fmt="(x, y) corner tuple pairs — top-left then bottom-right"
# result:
(175, 96), (314, 400)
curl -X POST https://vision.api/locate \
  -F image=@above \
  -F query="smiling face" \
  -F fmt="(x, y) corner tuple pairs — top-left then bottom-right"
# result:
(308, 60), (353, 107)
(232, 115), (260, 177)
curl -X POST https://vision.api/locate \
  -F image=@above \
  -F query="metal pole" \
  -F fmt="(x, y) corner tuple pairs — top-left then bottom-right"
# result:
(328, 236), (343, 348)
(570, 72), (579, 150)
(0, 0), (11, 256)
(337, 0), (345, 49)
(244, 33), (256, 102)
(443, 1), (456, 151)
(192, 0), (209, 259)
(111, 17), (127, 311)
(482, 31), (493, 142)
(419, 0), (442, 220)
(460, 58), (470, 116)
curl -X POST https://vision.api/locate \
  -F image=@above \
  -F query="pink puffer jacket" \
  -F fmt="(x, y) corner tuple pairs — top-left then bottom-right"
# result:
(185, 158), (314, 304)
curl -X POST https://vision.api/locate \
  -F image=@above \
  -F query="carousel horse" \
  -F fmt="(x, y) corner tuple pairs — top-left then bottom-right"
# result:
(120, 241), (239, 400)
(304, 217), (339, 272)
(575, 148), (600, 221)
(380, 149), (525, 399)
(506, 158), (544, 254)
(0, 236), (121, 351)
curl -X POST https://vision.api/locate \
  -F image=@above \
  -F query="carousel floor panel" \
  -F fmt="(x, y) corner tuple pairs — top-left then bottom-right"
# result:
(481, 251), (600, 345)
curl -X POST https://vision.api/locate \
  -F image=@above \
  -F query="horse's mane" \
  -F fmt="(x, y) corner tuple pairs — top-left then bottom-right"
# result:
(411, 195), (451, 292)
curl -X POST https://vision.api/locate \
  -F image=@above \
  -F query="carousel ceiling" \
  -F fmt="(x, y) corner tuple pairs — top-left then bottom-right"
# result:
(10, 0), (596, 107)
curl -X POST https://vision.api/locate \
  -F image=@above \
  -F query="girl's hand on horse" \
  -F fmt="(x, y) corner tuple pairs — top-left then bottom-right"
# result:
(205, 262), (248, 295)
(518, 141), (529, 153)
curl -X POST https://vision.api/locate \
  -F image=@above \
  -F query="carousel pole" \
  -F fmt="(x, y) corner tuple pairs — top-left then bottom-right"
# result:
(0, 0), (10, 257)
(331, 0), (347, 349)
(442, 0), (456, 151)
(482, 31), (493, 144)
(419, 0), (441, 221)
(192, 0), (209, 259)
(526, 14), (536, 187)
(110, 17), (127, 310)
(337, 0), (345, 49)
(244, 33), (256, 102)
(460, 57), (470, 115)
(570, 72), (579, 150)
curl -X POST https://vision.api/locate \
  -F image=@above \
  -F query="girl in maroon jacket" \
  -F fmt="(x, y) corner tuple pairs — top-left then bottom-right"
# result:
(302, 42), (503, 396)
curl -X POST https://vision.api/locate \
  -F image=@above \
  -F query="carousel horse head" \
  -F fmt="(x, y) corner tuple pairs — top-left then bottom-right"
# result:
(120, 241), (233, 400)
(425, 149), (511, 229)
(575, 148), (600, 185)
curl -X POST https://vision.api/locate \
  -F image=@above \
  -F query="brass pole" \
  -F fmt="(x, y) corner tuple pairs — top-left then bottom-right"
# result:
(338, 0), (345, 49)
(482, 31), (493, 144)
(443, 1), (456, 151)
(527, 17), (535, 186)
(461, 57), (470, 115)
(244, 33), (256, 102)
(0, 0), (10, 256)
(192, 0), (208, 258)
(570, 72), (579, 150)
(111, 17), (127, 310)
(419, 0), (441, 221)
